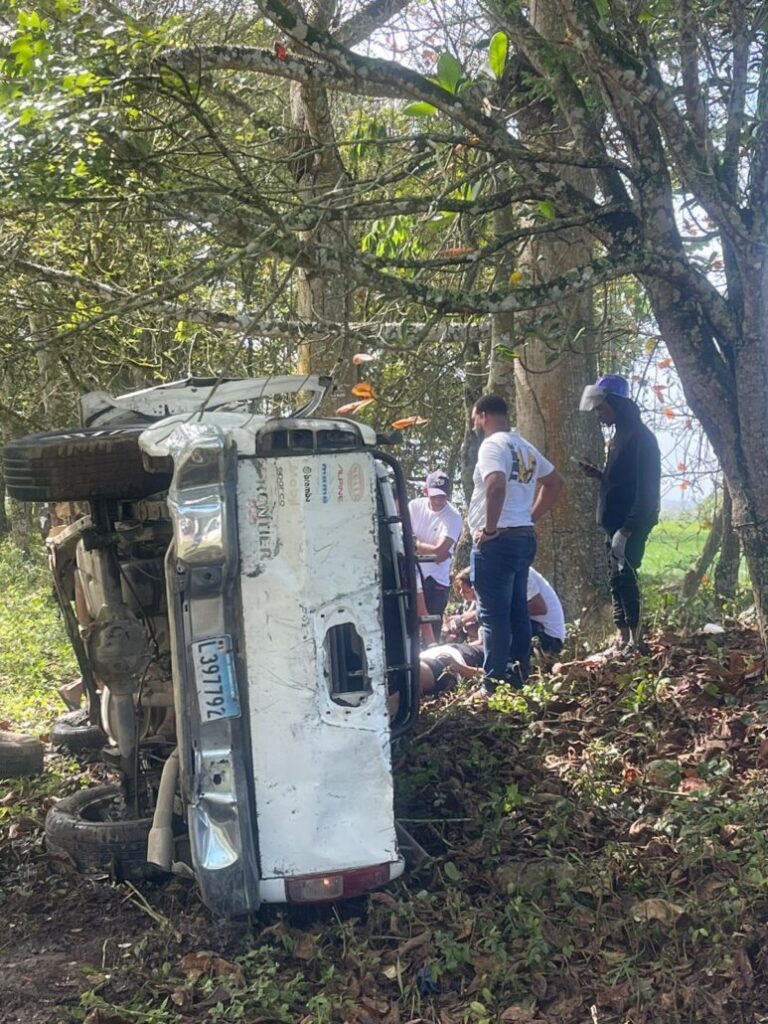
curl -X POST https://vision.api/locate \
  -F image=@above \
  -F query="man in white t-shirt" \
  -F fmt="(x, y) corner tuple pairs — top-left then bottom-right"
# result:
(468, 393), (563, 688)
(409, 470), (463, 641)
(528, 567), (566, 655)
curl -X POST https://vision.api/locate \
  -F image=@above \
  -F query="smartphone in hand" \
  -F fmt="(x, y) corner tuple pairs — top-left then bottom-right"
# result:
(570, 456), (601, 477)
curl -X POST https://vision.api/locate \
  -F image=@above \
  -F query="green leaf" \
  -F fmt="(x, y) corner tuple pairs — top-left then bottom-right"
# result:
(444, 860), (461, 881)
(436, 52), (462, 94)
(489, 32), (508, 80)
(537, 199), (556, 219)
(403, 101), (437, 117)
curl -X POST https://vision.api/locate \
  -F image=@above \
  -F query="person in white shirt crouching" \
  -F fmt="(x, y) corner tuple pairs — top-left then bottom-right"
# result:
(409, 470), (463, 641)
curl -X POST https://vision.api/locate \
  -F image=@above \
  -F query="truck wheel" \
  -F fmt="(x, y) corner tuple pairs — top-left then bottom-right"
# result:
(0, 732), (44, 778)
(45, 785), (161, 881)
(51, 709), (106, 753)
(3, 426), (171, 502)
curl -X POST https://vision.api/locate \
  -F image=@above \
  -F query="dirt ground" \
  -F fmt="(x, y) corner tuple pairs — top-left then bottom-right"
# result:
(0, 796), (254, 1024)
(5, 627), (768, 1024)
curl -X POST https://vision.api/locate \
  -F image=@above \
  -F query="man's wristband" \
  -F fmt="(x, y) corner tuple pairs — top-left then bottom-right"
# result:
(482, 527), (499, 536)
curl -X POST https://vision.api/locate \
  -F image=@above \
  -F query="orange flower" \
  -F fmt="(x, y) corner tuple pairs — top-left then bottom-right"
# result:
(662, 407), (676, 419)
(657, 357), (673, 369)
(438, 246), (475, 258)
(336, 398), (374, 415)
(351, 381), (376, 399)
(391, 416), (429, 429)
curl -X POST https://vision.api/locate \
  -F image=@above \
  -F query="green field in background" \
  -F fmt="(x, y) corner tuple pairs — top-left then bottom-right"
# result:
(644, 517), (710, 576)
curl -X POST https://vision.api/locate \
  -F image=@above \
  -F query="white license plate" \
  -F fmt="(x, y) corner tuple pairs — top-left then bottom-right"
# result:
(192, 635), (241, 723)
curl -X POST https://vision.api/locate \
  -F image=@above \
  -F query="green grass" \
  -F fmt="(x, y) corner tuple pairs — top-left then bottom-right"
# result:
(644, 516), (710, 576)
(0, 539), (77, 734)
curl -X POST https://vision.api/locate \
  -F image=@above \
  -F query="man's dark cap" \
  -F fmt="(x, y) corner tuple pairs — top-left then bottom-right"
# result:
(425, 470), (451, 496)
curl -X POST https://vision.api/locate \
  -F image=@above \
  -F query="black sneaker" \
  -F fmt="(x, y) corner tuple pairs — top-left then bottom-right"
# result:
(620, 639), (651, 659)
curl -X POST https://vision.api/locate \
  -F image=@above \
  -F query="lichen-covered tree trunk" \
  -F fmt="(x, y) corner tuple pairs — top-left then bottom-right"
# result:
(646, 251), (768, 642)
(290, 79), (352, 399)
(502, 0), (608, 628)
(680, 509), (723, 600)
(713, 488), (740, 601)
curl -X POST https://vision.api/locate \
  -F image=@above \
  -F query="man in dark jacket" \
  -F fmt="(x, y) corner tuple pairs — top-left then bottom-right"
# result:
(579, 374), (661, 656)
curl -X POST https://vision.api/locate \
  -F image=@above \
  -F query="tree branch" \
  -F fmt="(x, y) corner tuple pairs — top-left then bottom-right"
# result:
(159, 46), (408, 101)
(8, 257), (492, 345)
(336, 0), (412, 47)
(558, 0), (748, 243)
(497, 6), (631, 207)
(721, 0), (749, 195)
(675, 0), (708, 148)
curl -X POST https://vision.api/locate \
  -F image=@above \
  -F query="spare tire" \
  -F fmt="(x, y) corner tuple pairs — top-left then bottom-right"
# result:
(45, 785), (160, 881)
(51, 709), (106, 753)
(3, 426), (172, 502)
(0, 732), (44, 778)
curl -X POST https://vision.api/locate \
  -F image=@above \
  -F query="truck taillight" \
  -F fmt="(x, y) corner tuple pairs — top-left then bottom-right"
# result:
(284, 864), (391, 903)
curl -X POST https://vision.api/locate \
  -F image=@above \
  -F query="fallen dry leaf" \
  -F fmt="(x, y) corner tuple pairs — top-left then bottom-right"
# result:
(631, 898), (685, 925)
(83, 1011), (132, 1024)
(500, 1004), (537, 1022)
(677, 777), (711, 796)
(293, 932), (317, 961)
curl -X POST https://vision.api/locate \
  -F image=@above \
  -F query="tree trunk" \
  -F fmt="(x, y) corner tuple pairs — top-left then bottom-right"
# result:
(646, 252), (767, 642)
(9, 499), (32, 556)
(288, 6), (353, 400)
(0, 467), (8, 537)
(502, 0), (608, 631)
(713, 486), (740, 601)
(680, 508), (723, 600)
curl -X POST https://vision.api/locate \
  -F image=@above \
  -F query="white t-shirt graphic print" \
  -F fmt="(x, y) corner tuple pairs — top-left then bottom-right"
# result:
(467, 430), (554, 531)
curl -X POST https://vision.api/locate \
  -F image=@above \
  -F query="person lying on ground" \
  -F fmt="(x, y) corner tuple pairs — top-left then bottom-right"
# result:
(421, 570), (565, 697)
(419, 642), (485, 695)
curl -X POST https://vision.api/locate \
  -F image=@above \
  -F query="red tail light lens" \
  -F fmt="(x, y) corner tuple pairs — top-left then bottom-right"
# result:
(284, 864), (390, 903)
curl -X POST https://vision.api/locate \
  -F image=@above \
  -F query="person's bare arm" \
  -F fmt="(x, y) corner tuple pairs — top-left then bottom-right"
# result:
(531, 468), (564, 523)
(473, 470), (506, 543)
(415, 535), (454, 562)
(451, 661), (484, 681)
(528, 594), (547, 617)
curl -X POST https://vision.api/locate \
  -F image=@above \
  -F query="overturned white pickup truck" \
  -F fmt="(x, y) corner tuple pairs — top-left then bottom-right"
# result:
(3, 376), (420, 915)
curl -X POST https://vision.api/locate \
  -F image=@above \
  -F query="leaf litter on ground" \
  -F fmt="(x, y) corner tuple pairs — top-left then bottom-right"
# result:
(3, 627), (768, 1023)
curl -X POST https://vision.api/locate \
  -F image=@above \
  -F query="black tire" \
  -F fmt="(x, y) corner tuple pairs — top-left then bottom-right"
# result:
(0, 732), (44, 778)
(45, 785), (159, 881)
(3, 426), (172, 502)
(51, 709), (106, 753)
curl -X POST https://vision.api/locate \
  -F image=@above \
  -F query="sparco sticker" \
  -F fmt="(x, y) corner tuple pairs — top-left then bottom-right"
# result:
(347, 462), (365, 502)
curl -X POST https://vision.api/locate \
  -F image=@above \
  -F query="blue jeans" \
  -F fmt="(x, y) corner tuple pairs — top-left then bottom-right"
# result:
(471, 531), (537, 686)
